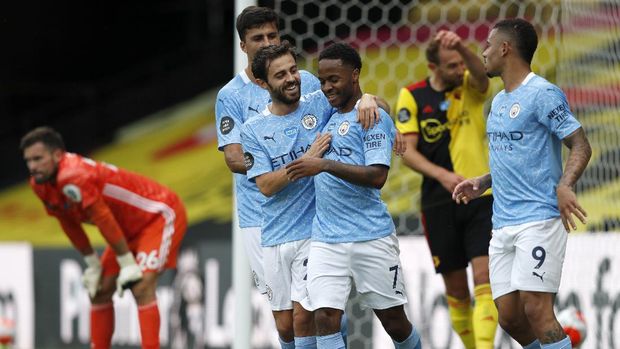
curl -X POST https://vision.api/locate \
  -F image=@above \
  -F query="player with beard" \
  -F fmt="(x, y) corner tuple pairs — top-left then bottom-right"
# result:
(285, 42), (422, 349)
(241, 42), (386, 349)
(395, 30), (498, 349)
(22, 127), (187, 349)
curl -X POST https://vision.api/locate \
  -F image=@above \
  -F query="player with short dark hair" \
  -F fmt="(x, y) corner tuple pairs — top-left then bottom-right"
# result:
(215, 6), (346, 348)
(285, 42), (422, 349)
(242, 42), (385, 349)
(453, 18), (592, 349)
(22, 126), (187, 349)
(395, 30), (497, 349)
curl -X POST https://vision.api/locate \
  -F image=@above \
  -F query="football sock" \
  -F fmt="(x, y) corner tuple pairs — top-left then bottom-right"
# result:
(447, 295), (475, 349)
(393, 325), (421, 349)
(317, 333), (346, 349)
(473, 283), (499, 349)
(541, 336), (572, 349)
(138, 300), (160, 349)
(295, 336), (317, 349)
(91, 302), (114, 349)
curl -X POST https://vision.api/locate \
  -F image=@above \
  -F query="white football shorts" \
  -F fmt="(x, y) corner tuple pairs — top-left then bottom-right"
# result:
(304, 233), (408, 311)
(263, 238), (311, 311)
(489, 217), (567, 299)
(241, 226), (266, 294)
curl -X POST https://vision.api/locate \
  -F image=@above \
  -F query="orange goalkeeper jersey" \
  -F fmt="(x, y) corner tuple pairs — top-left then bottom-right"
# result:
(31, 152), (182, 243)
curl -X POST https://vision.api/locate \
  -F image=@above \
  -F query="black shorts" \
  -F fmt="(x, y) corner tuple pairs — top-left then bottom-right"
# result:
(421, 195), (493, 274)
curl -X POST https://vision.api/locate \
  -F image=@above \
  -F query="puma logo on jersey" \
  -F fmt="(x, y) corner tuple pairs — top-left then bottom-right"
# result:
(248, 105), (260, 114)
(263, 133), (276, 143)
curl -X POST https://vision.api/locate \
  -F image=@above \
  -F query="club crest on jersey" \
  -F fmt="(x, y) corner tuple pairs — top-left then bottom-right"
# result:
(301, 114), (317, 130)
(62, 184), (82, 203)
(338, 121), (350, 136)
(509, 103), (521, 119)
(284, 127), (298, 138)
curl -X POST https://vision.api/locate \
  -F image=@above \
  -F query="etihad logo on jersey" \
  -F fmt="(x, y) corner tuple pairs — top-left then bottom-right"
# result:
(325, 146), (352, 157)
(487, 131), (524, 141)
(487, 131), (524, 152)
(271, 144), (311, 169)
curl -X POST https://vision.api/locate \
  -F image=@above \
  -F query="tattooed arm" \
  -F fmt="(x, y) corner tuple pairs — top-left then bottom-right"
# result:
(557, 127), (592, 231)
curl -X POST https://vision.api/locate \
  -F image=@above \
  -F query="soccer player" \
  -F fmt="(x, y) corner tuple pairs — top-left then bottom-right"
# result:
(453, 19), (591, 349)
(241, 42), (384, 349)
(285, 42), (422, 349)
(394, 30), (498, 349)
(214, 6), (349, 347)
(215, 5), (319, 296)
(21, 126), (187, 349)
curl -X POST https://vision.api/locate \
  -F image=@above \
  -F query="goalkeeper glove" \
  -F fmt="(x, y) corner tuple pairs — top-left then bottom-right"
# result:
(116, 252), (143, 297)
(82, 253), (102, 298)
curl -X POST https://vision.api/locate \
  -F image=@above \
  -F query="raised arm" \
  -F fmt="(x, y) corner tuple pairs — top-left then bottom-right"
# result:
(557, 127), (592, 231)
(436, 30), (489, 93)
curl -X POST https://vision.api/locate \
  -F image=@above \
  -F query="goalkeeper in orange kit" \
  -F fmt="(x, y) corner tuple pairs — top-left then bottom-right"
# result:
(21, 126), (187, 349)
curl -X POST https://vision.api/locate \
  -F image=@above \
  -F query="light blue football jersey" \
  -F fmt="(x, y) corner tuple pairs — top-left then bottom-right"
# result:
(241, 90), (334, 246)
(487, 73), (581, 229)
(313, 106), (396, 243)
(215, 70), (320, 228)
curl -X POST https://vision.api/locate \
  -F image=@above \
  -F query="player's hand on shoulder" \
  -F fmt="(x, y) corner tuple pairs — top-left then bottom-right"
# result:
(115, 252), (143, 297)
(556, 184), (587, 232)
(82, 253), (102, 298)
(357, 93), (381, 129)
